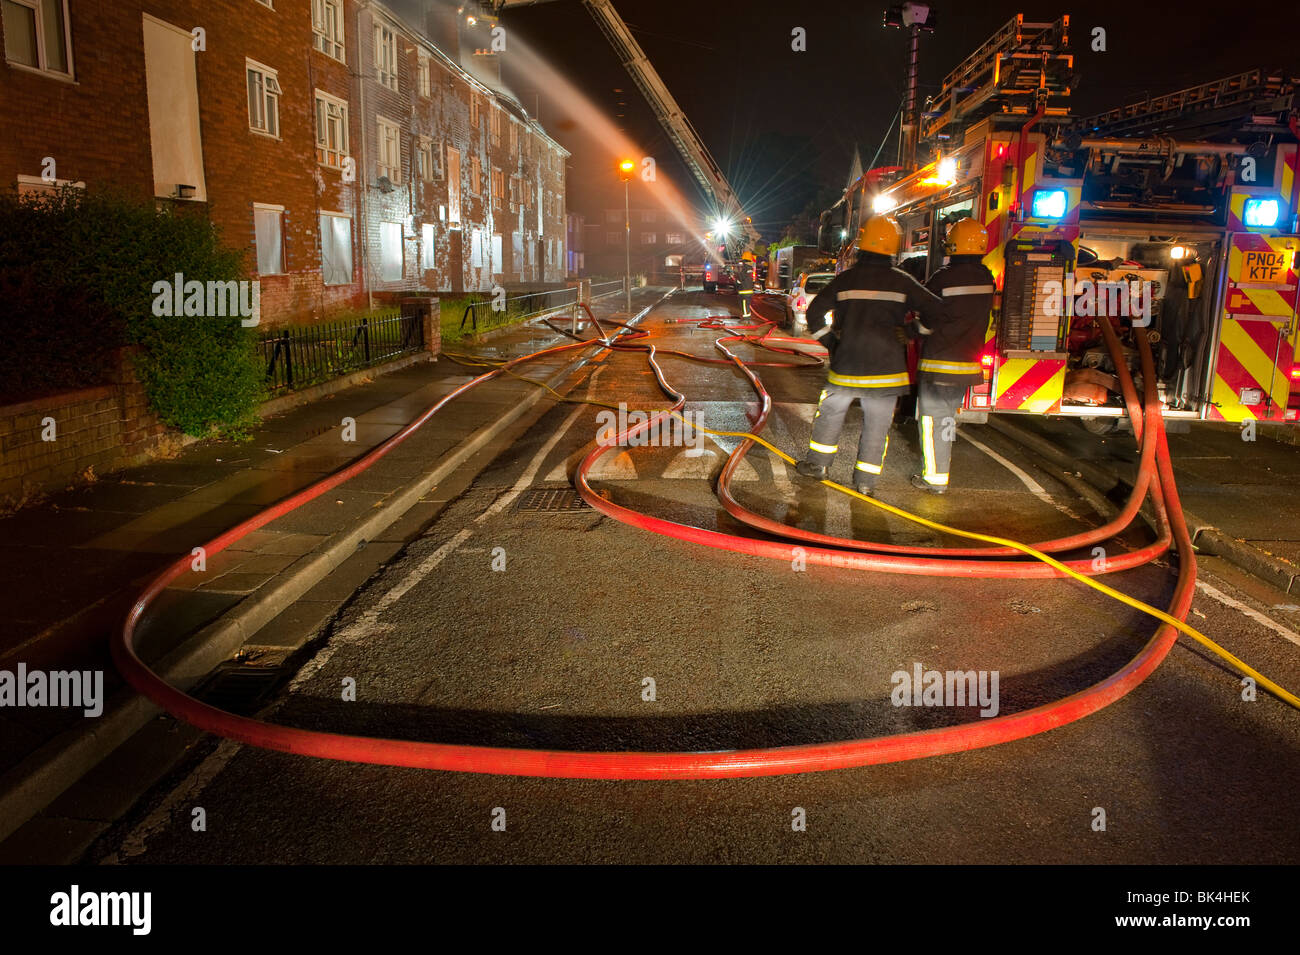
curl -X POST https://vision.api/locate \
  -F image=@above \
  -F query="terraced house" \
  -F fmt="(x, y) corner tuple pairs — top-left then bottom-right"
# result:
(0, 0), (570, 324)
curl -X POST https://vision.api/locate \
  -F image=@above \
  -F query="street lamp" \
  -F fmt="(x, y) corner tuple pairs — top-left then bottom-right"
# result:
(618, 159), (635, 316)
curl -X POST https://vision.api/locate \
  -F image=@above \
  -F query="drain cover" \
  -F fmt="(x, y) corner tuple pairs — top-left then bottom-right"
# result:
(516, 487), (595, 512)
(195, 665), (286, 716)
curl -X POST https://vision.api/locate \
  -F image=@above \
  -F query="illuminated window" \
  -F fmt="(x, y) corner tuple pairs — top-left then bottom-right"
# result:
(314, 91), (349, 169)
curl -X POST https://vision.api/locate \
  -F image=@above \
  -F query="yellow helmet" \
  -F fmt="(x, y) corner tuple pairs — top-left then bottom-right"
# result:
(945, 218), (988, 255)
(857, 215), (902, 255)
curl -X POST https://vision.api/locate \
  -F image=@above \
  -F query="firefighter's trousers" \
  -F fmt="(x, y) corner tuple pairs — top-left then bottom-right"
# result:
(916, 380), (968, 488)
(806, 382), (897, 486)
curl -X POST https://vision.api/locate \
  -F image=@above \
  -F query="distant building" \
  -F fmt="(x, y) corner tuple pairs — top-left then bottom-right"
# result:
(0, 0), (568, 324)
(582, 207), (700, 280)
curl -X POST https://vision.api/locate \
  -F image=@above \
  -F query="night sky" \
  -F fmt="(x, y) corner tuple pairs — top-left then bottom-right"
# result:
(400, 0), (1300, 241)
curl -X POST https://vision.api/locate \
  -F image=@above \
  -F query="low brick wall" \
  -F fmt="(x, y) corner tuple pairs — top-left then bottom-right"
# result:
(0, 349), (169, 506)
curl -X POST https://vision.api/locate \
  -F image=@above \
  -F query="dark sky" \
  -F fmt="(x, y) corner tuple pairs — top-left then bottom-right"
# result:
(402, 1), (1300, 241)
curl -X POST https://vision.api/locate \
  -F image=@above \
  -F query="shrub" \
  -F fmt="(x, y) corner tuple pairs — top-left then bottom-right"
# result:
(0, 187), (264, 433)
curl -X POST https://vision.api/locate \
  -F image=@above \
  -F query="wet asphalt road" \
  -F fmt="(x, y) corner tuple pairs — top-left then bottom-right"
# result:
(94, 291), (1300, 864)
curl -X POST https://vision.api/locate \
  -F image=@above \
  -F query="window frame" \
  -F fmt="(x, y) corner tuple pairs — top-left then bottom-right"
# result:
(417, 52), (431, 98)
(246, 59), (282, 138)
(416, 136), (436, 182)
(376, 115), (401, 184)
(311, 0), (345, 62)
(314, 90), (350, 170)
(373, 21), (398, 91)
(491, 167), (504, 210)
(3, 0), (75, 80)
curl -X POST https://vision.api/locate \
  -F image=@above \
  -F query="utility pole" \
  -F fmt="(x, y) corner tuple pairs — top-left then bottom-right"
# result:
(884, 2), (936, 171)
(618, 158), (634, 316)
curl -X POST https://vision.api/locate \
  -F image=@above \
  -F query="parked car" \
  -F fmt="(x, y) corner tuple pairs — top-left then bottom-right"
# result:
(789, 271), (836, 328)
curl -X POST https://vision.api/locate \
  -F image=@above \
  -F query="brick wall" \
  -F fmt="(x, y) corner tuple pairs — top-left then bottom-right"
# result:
(0, 350), (169, 506)
(0, 0), (568, 326)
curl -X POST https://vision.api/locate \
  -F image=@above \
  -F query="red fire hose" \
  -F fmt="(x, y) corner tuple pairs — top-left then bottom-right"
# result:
(110, 297), (1197, 779)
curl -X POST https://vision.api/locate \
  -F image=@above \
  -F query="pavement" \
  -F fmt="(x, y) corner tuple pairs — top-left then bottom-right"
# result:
(0, 287), (666, 851)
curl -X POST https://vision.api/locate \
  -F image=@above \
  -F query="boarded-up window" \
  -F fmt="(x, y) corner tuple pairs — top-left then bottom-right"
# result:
(446, 147), (461, 224)
(422, 223), (436, 270)
(143, 15), (206, 201)
(254, 205), (284, 275)
(320, 213), (352, 286)
(380, 221), (403, 282)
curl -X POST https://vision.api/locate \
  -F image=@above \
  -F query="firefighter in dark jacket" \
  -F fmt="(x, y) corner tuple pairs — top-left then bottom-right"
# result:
(911, 217), (996, 494)
(797, 214), (947, 496)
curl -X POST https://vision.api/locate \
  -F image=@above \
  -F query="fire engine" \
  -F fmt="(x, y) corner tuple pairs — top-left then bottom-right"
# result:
(817, 15), (1300, 427)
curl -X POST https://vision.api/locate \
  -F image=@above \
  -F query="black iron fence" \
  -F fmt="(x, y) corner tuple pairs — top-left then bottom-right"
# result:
(457, 280), (627, 335)
(259, 309), (424, 393)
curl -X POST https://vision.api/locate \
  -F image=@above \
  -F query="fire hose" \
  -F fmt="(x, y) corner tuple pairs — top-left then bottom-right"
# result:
(111, 297), (1299, 781)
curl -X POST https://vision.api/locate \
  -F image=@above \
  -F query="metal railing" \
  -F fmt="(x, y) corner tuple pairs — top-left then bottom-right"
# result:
(458, 281), (626, 334)
(259, 309), (424, 393)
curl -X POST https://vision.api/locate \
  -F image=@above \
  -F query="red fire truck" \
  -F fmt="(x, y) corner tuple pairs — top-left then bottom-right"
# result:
(818, 15), (1299, 427)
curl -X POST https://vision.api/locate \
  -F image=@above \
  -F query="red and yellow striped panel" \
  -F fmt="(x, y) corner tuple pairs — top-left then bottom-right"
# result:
(1210, 232), (1297, 422)
(1223, 233), (1298, 317)
(992, 357), (1066, 413)
(1208, 318), (1293, 422)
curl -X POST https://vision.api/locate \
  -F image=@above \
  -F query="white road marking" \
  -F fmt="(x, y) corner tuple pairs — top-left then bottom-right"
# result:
(106, 738), (243, 863)
(662, 448), (718, 478)
(958, 430), (1088, 522)
(1195, 580), (1300, 649)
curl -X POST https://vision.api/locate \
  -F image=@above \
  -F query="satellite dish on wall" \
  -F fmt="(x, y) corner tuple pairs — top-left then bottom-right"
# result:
(376, 176), (395, 193)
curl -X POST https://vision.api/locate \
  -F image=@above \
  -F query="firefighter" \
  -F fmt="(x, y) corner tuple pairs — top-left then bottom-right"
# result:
(911, 217), (996, 494)
(737, 251), (756, 316)
(797, 214), (947, 496)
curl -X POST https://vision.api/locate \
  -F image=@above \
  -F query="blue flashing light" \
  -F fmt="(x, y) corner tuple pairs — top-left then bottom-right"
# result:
(1243, 197), (1281, 229)
(1030, 189), (1068, 219)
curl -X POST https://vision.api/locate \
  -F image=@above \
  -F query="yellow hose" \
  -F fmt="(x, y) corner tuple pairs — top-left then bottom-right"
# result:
(448, 346), (1300, 710)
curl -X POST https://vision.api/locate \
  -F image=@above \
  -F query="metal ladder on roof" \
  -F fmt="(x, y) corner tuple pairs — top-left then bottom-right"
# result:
(921, 13), (1074, 145)
(1073, 69), (1298, 141)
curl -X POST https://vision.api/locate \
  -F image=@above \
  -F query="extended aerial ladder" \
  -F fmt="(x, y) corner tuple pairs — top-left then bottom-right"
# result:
(492, 0), (759, 249)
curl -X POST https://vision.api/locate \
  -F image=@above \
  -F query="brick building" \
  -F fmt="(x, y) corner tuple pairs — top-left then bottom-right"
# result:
(0, 0), (569, 324)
